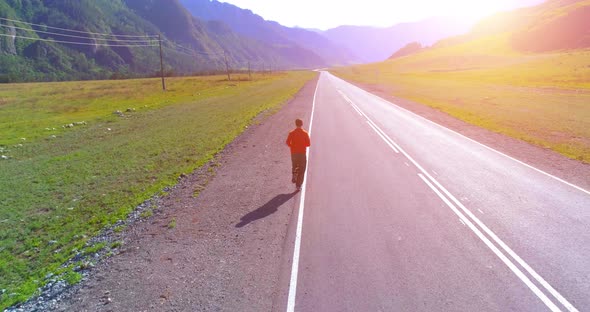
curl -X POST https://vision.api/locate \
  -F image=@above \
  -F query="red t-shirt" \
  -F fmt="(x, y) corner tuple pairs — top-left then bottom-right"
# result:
(286, 128), (311, 154)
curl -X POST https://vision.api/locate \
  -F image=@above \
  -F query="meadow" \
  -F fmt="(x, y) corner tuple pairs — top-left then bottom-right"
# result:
(331, 35), (590, 162)
(0, 71), (316, 309)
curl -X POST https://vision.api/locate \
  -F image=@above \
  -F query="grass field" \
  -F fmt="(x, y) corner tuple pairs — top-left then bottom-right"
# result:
(331, 35), (590, 163)
(0, 71), (316, 309)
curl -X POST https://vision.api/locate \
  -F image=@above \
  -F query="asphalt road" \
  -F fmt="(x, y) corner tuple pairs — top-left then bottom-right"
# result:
(284, 72), (590, 312)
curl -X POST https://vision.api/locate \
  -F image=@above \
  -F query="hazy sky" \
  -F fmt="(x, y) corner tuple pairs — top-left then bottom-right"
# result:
(217, 0), (546, 30)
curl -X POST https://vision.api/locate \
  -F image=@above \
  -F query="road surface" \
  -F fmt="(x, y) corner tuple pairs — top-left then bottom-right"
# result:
(284, 72), (590, 312)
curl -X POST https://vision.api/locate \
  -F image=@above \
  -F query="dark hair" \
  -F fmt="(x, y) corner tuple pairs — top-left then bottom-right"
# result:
(295, 119), (303, 127)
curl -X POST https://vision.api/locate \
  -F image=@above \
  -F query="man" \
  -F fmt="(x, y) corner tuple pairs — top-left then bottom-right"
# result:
(286, 119), (311, 191)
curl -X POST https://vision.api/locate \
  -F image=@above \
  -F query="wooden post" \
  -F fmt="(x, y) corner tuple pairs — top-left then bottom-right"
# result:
(158, 34), (166, 91)
(224, 50), (231, 81)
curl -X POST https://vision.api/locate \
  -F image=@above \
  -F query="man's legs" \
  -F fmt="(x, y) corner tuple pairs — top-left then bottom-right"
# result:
(292, 153), (307, 188)
(291, 154), (298, 183)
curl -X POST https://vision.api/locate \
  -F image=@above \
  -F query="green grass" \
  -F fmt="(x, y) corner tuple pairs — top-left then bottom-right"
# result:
(139, 209), (154, 219)
(62, 271), (82, 286)
(167, 218), (176, 229)
(0, 71), (316, 309)
(331, 40), (590, 162)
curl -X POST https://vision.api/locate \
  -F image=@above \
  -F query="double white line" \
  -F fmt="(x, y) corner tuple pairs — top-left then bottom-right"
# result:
(337, 89), (579, 312)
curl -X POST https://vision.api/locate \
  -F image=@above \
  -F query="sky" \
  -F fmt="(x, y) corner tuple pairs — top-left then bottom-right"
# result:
(217, 0), (546, 30)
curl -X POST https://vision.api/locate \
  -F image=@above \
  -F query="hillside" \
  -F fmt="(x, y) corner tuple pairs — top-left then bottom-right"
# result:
(0, 0), (322, 82)
(389, 42), (424, 59)
(433, 0), (590, 52)
(331, 0), (590, 162)
(179, 0), (359, 66)
(322, 17), (477, 63)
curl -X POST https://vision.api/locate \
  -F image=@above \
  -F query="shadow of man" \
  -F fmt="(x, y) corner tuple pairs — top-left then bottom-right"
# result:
(236, 192), (298, 228)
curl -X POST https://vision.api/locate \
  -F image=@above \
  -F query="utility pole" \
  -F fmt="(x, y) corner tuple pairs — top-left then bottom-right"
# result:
(223, 50), (231, 81)
(248, 61), (251, 80)
(158, 34), (166, 91)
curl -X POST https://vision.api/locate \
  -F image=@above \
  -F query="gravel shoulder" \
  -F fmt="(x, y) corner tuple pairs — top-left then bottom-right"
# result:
(50, 75), (318, 312)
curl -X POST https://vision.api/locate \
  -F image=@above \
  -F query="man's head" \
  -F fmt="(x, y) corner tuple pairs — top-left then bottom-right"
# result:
(295, 119), (303, 128)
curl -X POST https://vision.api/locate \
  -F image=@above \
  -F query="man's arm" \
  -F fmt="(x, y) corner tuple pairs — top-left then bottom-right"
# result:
(305, 132), (311, 147)
(286, 132), (292, 147)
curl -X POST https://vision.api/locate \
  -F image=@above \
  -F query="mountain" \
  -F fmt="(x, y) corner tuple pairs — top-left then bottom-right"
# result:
(483, 0), (590, 52)
(0, 0), (325, 82)
(388, 42), (424, 59)
(322, 17), (478, 63)
(179, 0), (360, 66)
(429, 0), (590, 52)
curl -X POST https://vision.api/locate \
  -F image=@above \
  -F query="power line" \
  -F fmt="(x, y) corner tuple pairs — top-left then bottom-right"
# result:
(171, 42), (223, 57)
(163, 46), (222, 59)
(0, 17), (158, 38)
(0, 23), (156, 43)
(0, 33), (158, 47)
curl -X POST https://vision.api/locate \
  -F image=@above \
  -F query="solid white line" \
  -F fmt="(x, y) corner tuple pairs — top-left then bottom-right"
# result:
(425, 170), (580, 312)
(351, 103), (368, 118)
(348, 88), (578, 312)
(367, 121), (400, 153)
(350, 104), (363, 116)
(365, 118), (400, 151)
(286, 72), (320, 312)
(338, 90), (364, 116)
(337, 89), (353, 103)
(333, 74), (590, 196)
(478, 209), (484, 214)
(418, 174), (562, 312)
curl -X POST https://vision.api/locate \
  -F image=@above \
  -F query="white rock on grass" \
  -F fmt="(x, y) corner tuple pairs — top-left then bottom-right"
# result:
(1, 155), (8, 160)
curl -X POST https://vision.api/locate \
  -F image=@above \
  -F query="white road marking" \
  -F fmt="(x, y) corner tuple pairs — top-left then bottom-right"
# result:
(351, 103), (367, 118)
(404, 162), (410, 167)
(423, 168), (579, 312)
(337, 90), (363, 116)
(286, 73), (320, 312)
(339, 89), (400, 154)
(340, 84), (578, 312)
(418, 174), (562, 312)
(367, 121), (399, 153)
(478, 209), (484, 214)
(432, 170), (439, 176)
(332, 74), (590, 196)
(365, 118), (401, 154)
(459, 219), (466, 226)
(350, 104), (363, 116)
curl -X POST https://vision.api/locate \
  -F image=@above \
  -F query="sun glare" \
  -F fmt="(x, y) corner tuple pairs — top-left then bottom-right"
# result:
(221, 0), (544, 29)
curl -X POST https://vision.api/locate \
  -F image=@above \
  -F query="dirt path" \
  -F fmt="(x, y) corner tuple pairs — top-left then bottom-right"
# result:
(53, 76), (317, 312)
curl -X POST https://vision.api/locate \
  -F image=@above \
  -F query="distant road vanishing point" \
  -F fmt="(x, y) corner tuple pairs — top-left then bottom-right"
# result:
(283, 71), (589, 312)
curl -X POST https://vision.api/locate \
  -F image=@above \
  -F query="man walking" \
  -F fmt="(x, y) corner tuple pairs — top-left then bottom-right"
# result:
(286, 119), (311, 191)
